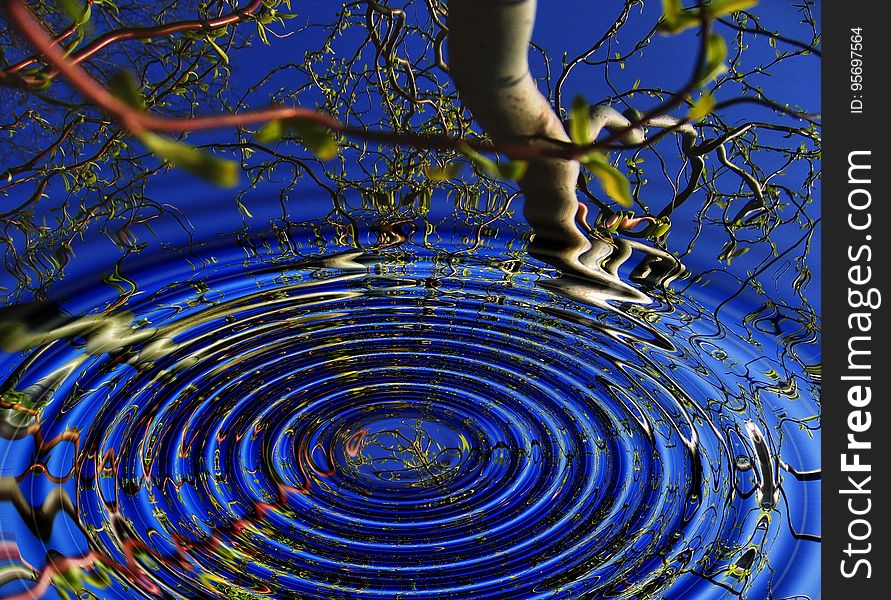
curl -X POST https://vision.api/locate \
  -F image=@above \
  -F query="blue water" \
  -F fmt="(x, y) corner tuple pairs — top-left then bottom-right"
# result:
(0, 191), (819, 599)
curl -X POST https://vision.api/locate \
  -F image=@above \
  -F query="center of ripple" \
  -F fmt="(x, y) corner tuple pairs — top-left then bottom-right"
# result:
(52, 246), (771, 600)
(338, 407), (473, 492)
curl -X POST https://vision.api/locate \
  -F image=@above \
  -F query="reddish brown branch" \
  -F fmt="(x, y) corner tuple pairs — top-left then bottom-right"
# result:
(1, 0), (550, 159)
(0, 118), (80, 180)
(0, 0), (723, 168)
(62, 0), (263, 68)
(2, 0), (263, 85)
(3, 0), (96, 75)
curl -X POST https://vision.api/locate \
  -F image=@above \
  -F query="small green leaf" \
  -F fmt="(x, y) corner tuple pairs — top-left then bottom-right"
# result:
(569, 96), (592, 145)
(458, 144), (498, 177)
(659, 0), (700, 33)
(205, 37), (230, 64)
(497, 159), (528, 181)
(109, 71), (145, 110)
(706, 0), (758, 19)
(426, 163), (462, 181)
(54, 566), (84, 593)
(698, 33), (728, 84)
(292, 121), (339, 160)
(257, 21), (270, 45)
(31, 73), (53, 91)
(726, 246), (749, 265)
(582, 151), (633, 207)
(661, 0), (758, 34)
(56, 0), (92, 27)
(139, 132), (239, 188)
(255, 119), (284, 143)
(688, 92), (716, 121)
(236, 200), (254, 218)
(662, 0), (683, 20)
(255, 119), (339, 160)
(650, 217), (672, 238)
(458, 144), (528, 182)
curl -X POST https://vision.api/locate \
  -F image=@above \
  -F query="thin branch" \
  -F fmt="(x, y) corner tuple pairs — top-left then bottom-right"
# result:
(1, 0), (264, 87)
(1, 0), (817, 172)
(2, 0), (97, 75)
(717, 16), (821, 57)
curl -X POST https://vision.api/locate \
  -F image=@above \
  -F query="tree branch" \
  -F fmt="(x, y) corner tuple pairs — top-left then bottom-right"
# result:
(1, 0), (264, 87)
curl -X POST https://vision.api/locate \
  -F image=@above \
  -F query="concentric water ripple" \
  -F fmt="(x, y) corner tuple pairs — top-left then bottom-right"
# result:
(0, 228), (819, 599)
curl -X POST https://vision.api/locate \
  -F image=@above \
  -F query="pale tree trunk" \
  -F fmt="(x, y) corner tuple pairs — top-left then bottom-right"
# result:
(447, 0), (651, 303)
(447, 0), (581, 252)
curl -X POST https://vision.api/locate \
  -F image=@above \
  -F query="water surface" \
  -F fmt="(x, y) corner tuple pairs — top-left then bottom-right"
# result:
(0, 191), (819, 599)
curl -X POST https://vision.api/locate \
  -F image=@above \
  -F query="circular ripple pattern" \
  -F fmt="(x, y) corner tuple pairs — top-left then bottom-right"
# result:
(0, 242), (819, 599)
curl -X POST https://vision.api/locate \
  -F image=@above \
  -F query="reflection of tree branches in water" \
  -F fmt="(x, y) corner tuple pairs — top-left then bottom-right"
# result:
(0, 391), (330, 599)
(346, 420), (466, 488)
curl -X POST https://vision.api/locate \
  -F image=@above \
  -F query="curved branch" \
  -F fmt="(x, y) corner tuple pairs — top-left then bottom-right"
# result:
(717, 16), (821, 57)
(1, 0), (264, 87)
(553, 1), (634, 116)
(2, 0), (96, 75)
